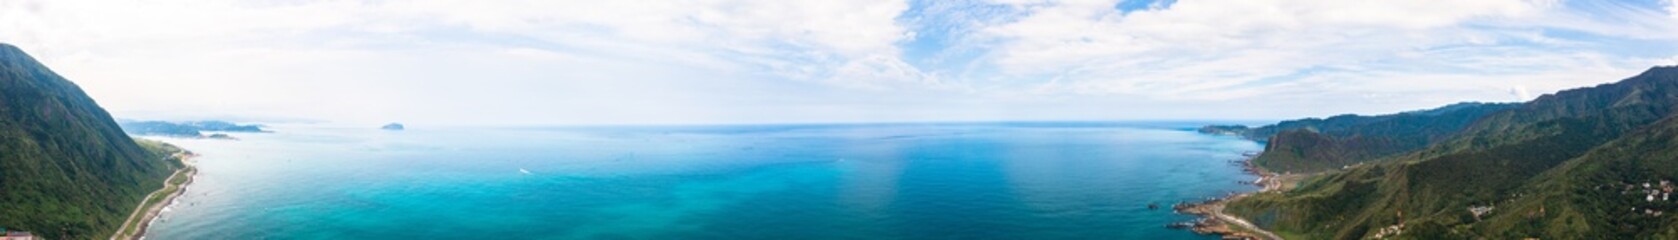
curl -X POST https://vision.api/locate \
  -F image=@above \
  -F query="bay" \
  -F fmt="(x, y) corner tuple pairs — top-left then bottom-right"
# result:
(146, 122), (1261, 239)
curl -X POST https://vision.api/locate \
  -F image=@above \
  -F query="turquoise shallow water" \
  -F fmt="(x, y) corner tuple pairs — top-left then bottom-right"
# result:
(145, 122), (1261, 239)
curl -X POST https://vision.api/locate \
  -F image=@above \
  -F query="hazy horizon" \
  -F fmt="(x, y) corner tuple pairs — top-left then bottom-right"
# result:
(5, 0), (1678, 125)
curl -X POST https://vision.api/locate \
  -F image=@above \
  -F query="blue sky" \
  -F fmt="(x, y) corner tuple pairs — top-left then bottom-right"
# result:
(2, 0), (1677, 125)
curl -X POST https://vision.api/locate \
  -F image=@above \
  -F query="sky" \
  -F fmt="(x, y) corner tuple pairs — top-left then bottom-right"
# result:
(2, 0), (1678, 126)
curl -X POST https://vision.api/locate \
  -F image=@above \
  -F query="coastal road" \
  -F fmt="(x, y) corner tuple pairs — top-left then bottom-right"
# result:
(110, 154), (193, 240)
(1212, 173), (1289, 240)
(1210, 199), (1284, 240)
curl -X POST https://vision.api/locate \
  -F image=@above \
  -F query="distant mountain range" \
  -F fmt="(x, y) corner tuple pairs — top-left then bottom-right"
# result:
(0, 44), (181, 239)
(1215, 66), (1678, 239)
(1201, 102), (1518, 173)
(118, 120), (267, 138)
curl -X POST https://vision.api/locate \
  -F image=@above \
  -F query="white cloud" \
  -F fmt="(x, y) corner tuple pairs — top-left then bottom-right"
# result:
(1511, 85), (1533, 101)
(1669, 0), (1678, 19)
(972, 0), (1556, 98)
(0, 0), (932, 125)
(372, 0), (919, 83)
(2, 0), (1675, 124)
(946, 0), (1678, 113)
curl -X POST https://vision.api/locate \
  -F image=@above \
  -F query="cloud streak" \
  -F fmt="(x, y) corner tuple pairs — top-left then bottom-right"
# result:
(1, 0), (1674, 125)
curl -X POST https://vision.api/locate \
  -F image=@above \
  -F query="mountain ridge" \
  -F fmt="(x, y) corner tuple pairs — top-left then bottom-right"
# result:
(1199, 101), (1518, 173)
(0, 43), (179, 239)
(1221, 65), (1678, 239)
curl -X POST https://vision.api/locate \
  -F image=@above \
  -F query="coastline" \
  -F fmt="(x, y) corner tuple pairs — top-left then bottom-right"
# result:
(1170, 153), (1285, 240)
(110, 151), (197, 240)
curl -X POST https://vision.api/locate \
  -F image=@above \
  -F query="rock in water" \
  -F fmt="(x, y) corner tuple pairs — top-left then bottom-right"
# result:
(382, 123), (405, 130)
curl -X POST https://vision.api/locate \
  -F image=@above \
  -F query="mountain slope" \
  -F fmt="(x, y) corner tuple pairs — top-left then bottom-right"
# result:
(1476, 115), (1678, 238)
(1225, 66), (1678, 239)
(1201, 102), (1516, 173)
(0, 44), (178, 239)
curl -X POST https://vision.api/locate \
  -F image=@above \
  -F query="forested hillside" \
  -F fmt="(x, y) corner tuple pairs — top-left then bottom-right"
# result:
(0, 44), (178, 239)
(1199, 102), (1516, 173)
(1224, 66), (1678, 239)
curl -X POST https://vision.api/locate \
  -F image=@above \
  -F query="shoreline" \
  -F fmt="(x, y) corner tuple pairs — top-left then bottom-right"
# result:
(1168, 153), (1284, 240)
(110, 151), (197, 240)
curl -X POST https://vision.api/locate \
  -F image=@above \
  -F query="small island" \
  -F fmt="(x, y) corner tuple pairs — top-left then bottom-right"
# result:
(381, 123), (405, 131)
(206, 133), (238, 140)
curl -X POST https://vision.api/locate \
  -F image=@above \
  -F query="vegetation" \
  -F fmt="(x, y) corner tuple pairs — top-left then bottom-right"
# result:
(1202, 102), (1516, 173)
(114, 140), (191, 239)
(0, 43), (179, 239)
(118, 120), (266, 137)
(1222, 66), (1678, 239)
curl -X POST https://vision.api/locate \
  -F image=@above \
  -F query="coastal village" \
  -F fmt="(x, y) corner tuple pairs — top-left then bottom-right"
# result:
(1613, 179), (1675, 217)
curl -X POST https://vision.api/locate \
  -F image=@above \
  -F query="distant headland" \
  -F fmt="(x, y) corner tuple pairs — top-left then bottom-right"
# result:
(118, 120), (270, 139)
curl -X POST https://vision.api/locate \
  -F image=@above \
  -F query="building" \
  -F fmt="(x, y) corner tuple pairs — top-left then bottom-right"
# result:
(0, 230), (33, 240)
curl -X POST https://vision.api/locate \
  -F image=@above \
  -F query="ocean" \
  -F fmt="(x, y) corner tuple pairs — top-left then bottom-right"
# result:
(144, 122), (1262, 239)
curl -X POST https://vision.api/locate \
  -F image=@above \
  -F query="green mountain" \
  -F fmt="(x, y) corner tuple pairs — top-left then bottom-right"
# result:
(1224, 66), (1678, 239)
(1200, 102), (1517, 173)
(0, 44), (179, 239)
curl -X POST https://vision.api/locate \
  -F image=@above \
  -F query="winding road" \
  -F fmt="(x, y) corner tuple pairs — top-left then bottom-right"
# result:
(1208, 196), (1284, 240)
(110, 154), (193, 240)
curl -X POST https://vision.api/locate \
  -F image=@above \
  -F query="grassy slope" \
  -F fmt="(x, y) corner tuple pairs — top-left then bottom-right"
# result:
(1226, 66), (1678, 239)
(0, 44), (177, 239)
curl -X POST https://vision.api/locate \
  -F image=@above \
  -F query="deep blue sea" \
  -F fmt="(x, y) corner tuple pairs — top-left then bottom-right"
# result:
(145, 122), (1262, 239)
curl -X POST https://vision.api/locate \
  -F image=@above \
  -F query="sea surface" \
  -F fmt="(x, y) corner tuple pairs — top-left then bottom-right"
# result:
(145, 122), (1262, 239)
